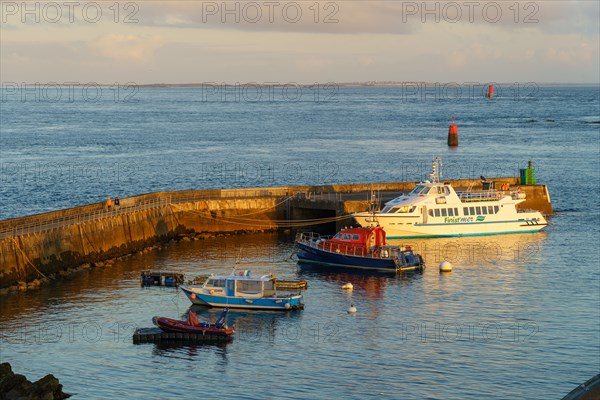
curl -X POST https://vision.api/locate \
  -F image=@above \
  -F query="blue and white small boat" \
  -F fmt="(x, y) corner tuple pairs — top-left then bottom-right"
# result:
(180, 272), (304, 311)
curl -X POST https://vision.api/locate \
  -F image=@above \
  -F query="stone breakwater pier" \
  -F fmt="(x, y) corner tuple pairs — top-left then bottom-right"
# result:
(0, 178), (552, 291)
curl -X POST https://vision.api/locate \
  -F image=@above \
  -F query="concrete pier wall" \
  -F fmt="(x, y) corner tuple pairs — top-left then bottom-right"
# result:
(0, 196), (280, 289)
(0, 178), (552, 290)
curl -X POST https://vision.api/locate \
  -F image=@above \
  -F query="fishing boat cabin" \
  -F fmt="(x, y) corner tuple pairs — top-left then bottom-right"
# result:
(318, 226), (387, 256)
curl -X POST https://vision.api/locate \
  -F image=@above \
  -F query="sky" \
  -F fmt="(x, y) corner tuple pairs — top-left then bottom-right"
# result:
(0, 0), (599, 84)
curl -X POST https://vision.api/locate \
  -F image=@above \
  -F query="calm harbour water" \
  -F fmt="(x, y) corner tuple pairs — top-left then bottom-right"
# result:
(0, 85), (599, 399)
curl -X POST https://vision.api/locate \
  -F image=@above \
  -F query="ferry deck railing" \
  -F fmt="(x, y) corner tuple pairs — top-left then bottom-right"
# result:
(456, 190), (524, 202)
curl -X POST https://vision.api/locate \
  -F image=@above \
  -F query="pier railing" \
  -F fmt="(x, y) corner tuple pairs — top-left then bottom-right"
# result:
(0, 188), (345, 239)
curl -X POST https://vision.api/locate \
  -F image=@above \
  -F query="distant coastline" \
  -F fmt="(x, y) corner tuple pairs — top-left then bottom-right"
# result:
(131, 82), (598, 88)
(4, 82), (595, 88)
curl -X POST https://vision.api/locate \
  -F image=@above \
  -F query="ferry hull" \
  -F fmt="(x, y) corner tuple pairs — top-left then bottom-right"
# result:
(353, 215), (546, 238)
(296, 242), (419, 272)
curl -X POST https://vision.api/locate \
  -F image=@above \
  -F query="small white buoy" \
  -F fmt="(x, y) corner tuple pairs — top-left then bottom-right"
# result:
(284, 303), (291, 310)
(342, 282), (353, 290)
(348, 304), (357, 314)
(439, 261), (452, 272)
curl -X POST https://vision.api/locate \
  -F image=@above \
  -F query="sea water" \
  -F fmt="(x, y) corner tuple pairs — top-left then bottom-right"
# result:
(0, 85), (598, 399)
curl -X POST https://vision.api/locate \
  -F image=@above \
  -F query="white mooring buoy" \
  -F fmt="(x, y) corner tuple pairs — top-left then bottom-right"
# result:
(348, 304), (357, 314)
(439, 261), (453, 272)
(342, 282), (353, 290)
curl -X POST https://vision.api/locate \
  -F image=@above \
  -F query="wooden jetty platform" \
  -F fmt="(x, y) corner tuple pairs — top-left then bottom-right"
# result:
(133, 327), (233, 344)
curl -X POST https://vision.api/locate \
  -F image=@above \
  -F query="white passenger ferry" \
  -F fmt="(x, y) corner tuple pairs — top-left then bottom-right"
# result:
(353, 157), (548, 238)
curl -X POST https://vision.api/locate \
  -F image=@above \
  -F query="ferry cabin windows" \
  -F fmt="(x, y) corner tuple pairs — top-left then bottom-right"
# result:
(409, 185), (430, 196)
(462, 206), (500, 216)
(382, 205), (417, 214)
(426, 206), (504, 218)
(396, 206), (416, 213)
(436, 186), (451, 196)
(410, 185), (450, 196)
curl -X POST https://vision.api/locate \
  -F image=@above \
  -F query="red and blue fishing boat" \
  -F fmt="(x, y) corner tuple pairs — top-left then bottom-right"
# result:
(295, 226), (424, 272)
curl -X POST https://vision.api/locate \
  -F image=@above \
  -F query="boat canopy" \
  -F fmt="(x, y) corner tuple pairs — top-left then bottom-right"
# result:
(207, 274), (274, 282)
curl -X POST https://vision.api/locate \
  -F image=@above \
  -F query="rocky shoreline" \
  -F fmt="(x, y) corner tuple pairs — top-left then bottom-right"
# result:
(0, 363), (70, 400)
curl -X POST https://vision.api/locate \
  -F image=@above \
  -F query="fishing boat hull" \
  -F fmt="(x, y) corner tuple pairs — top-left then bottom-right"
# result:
(180, 286), (303, 310)
(296, 241), (422, 272)
(152, 316), (234, 336)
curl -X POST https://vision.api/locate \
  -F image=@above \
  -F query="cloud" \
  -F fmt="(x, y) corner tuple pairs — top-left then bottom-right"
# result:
(545, 42), (595, 65)
(132, 1), (599, 36)
(88, 34), (163, 62)
(133, 1), (416, 34)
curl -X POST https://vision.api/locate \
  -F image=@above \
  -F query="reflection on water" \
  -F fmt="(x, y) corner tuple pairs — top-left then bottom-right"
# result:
(387, 232), (548, 267)
(150, 340), (230, 363)
(298, 263), (423, 299)
(0, 229), (597, 399)
(1, 85), (598, 398)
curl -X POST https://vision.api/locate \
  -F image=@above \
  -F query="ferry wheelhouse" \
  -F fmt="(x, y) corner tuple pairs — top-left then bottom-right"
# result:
(296, 226), (424, 272)
(353, 157), (547, 238)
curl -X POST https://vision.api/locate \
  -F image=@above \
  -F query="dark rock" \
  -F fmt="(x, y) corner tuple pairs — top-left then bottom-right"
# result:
(31, 374), (70, 400)
(0, 363), (70, 400)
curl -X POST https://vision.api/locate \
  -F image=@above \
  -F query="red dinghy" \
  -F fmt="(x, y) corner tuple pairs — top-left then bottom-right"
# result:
(152, 309), (234, 337)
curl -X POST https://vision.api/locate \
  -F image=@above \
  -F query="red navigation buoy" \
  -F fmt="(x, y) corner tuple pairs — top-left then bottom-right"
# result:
(448, 116), (458, 146)
(486, 84), (494, 98)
